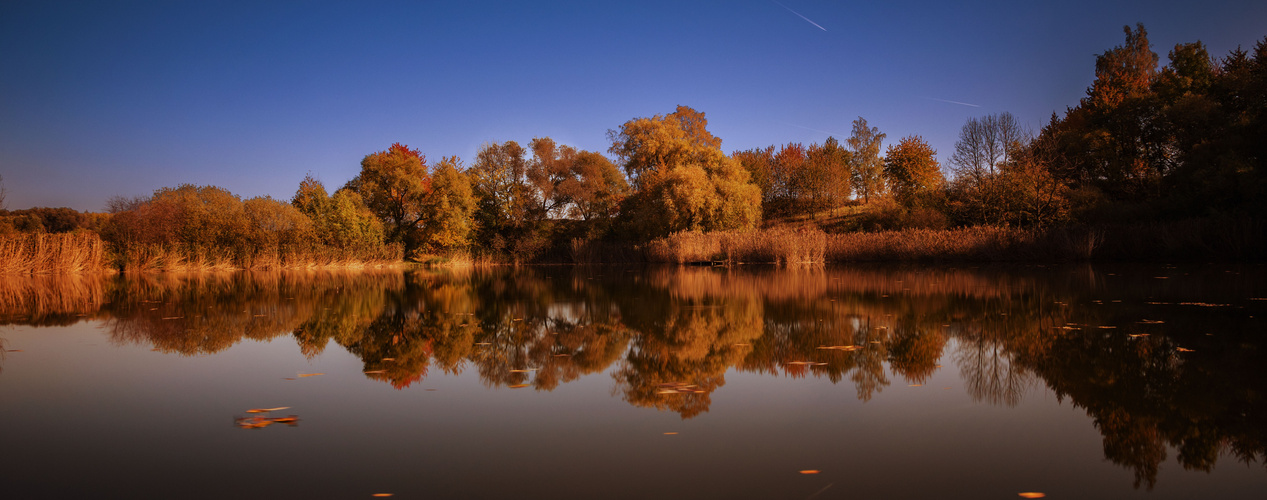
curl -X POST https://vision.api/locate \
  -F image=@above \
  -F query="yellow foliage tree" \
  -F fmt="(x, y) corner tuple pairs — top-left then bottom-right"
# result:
(608, 106), (761, 236)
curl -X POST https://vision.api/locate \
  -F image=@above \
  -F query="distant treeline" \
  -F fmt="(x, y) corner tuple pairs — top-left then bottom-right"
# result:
(1, 24), (1264, 272)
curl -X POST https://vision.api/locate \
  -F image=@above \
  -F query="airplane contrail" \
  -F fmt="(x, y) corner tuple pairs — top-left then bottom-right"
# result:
(924, 97), (981, 108)
(773, 1), (827, 31)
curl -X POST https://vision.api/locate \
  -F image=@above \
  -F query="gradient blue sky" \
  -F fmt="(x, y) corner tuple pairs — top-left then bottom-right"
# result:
(2, 0), (1265, 211)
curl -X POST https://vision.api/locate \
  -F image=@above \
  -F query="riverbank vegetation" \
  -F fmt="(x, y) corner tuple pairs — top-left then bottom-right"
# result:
(1, 24), (1264, 273)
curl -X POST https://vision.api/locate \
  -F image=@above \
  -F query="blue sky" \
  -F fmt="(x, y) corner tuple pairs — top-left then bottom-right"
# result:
(2, 0), (1265, 211)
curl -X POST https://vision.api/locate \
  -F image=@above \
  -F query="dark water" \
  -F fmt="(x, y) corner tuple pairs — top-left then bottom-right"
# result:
(1, 264), (1264, 499)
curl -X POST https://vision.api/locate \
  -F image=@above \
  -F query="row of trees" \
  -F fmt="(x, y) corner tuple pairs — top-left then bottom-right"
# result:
(6, 24), (1262, 264)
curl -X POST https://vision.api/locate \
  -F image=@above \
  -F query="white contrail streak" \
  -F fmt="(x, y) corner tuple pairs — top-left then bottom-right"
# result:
(773, 1), (827, 31)
(925, 97), (981, 108)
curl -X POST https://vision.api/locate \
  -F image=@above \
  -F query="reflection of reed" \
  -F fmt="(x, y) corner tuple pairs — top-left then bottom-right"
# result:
(0, 274), (110, 326)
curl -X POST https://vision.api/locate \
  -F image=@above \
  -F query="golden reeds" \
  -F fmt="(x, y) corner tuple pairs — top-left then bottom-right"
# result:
(644, 227), (828, 265)
(0, 233), (111, 274)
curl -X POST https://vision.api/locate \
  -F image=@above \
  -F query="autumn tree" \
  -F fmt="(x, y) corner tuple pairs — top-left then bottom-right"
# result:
(420, 156), (476, 254)
(732, 146), (776, 209)
(469, 140), (536, 257)
(847, 117), (886, 203)
(806, 137), (853, 214)
(354, 143), (431, 254)
(608, 106), (761, 237)
(883, 135), (944, 205)
(528, 137), (628, 224)
(949, 112), (1027, 183)
(292, 175), (387, 254)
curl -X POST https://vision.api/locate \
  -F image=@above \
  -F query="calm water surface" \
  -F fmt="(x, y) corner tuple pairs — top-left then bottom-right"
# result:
(1, 264), (1264, 499)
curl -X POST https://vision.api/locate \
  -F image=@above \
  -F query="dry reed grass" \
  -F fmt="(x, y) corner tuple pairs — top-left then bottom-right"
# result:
(644, 228), (827, 265)
(0, 233), (111, 275)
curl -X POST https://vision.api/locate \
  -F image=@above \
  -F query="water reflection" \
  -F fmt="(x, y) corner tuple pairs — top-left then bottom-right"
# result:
(1, 264), (1264, 488)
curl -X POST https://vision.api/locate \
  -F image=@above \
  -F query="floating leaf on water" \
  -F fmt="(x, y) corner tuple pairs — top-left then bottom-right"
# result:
(1177, 347), (1195, 352)
(381, 358), (395, 361)
(509, 384), (529, 389)
(149, 348), (160, 351)
(1128, 334), (1150, 338)
(663, 432), (678, 435)
(553, 353), (571, 357)
(246, 407), (290, 413)
(1098, 326), (1117, 329)
(161, 317), (184, 320)
(908, 384), (922, 387)
(509, 369), (536, 373)
(364, 370), (387, 374)
(1017, 493), (1045, 499)
(799, 470), (820, 474)
(734, 343), (751, 347)
(283, 378), (296, 381)
(1137, 319), (1165, 324)
(1153, 276), (1170, 279)
(298, 373), (323, 378)
(372, 494), (394, 497)
(475, 343), (491, 346)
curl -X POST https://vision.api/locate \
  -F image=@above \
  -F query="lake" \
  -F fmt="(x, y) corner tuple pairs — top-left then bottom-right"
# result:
(1, 264), (1264, 499)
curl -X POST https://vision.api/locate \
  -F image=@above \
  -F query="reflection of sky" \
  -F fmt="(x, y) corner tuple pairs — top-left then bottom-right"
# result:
(3, 1), (1267, 211)
(4, 325), (1265, 498)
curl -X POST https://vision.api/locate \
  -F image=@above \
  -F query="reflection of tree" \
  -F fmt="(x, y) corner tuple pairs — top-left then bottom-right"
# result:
(955, 337), (1030, 407)
(7, 262), (1265, 489)
(614, 297), (760, 418)
(104, 272), (401, 355)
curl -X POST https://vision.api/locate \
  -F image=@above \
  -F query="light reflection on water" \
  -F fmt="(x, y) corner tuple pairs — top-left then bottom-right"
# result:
(0, 265), (1264, 499)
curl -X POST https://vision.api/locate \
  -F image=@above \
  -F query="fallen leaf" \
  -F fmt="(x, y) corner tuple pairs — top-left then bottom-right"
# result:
(1177, 347), (1195, 352)
(509, 384), (529, 389)
(799, 470), (820, 474)
(246, 407), (290, 413)
(1098, 326), (1117, 329)
(908, 384), (923, 387)
(298, 373), (323, 377)
(509, 369), (537, 373)
(364, 370), (387, 374)
(381, 358), (395, 361)
(1018, 493), (1045, 499)
(663, 432), (678, 435)
(372, 494), (394, 497)
(283, 378), (296, 381)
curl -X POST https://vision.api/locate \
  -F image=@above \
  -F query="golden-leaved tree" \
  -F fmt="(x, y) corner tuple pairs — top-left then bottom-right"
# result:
(421, 156), (476, 254)
(883, 135), (944, 205)
(608, 106), (760, 237)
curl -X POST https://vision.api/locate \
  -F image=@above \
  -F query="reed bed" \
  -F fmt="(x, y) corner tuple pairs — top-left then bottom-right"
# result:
(644, 227), (827, 265)
(0, 233), (111, 274)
